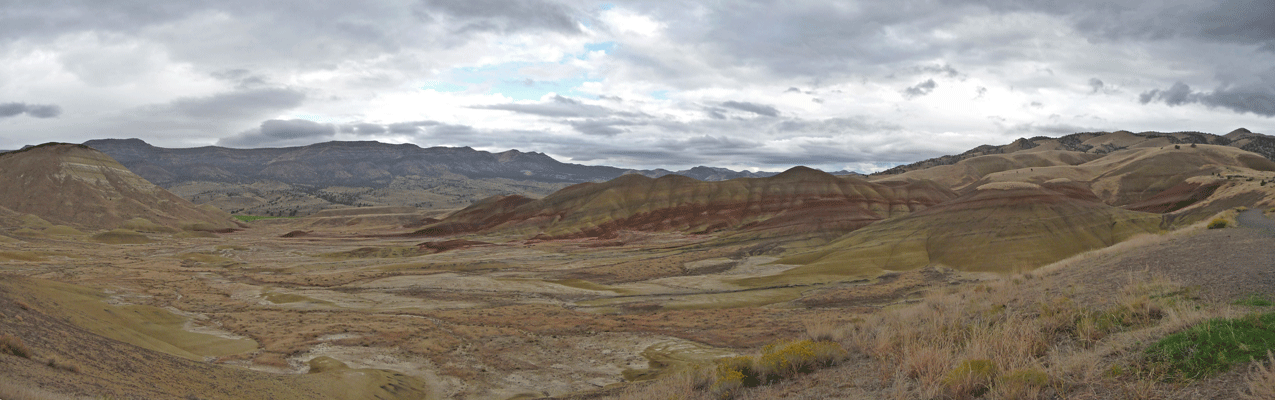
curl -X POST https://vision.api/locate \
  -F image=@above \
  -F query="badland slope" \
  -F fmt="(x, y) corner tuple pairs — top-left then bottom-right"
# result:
(759, 181), (1164, 284)
(0, 143), (238, 231)
(415, 166), (956, 240)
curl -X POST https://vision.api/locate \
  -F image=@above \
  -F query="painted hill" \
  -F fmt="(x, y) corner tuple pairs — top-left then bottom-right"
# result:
(750, 181), (1165, 284)
(415, 166), (957, 240)
(0, 143), (238, 231)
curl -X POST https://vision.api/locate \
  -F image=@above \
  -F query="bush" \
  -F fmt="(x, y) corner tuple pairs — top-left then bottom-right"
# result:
(713, 356), (758, 398)
(1144, 312), (1275, 380)
(0, 335), (31, 358)
(1208, 219), (1228, 229)
(756, 339), (846, 382)
(944, 359), (998, 399)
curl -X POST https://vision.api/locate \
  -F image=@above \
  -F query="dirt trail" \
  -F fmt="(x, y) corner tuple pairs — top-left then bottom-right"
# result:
(1045, 212), (1275, 304)
(1238, 209), (1275, 233)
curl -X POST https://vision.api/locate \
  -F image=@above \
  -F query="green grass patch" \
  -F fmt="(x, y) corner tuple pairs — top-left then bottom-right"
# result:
(1207, 218), (1228, 229)
(232, 215), (296, 222)
(1234, 294), (1273, 307)
(1144, 312), (1275, 380)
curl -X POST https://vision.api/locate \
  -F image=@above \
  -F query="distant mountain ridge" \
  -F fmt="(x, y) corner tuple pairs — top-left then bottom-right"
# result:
(73, 139), (794, 215)
(82, 138), (782, 186)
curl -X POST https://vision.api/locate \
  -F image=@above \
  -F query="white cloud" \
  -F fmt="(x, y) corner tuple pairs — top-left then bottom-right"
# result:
(0, 0), (1270, 171)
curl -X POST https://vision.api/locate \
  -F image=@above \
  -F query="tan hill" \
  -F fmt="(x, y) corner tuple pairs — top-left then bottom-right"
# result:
(0, 143), (239, 231)
(875, 129), (1275, 177)
(749, 180), (1165, 285)
(415, 167), (957, 240)
(877, 140), (1275, 223)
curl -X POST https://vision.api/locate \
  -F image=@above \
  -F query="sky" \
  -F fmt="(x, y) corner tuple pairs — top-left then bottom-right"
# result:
(0, 1), (1273, 173)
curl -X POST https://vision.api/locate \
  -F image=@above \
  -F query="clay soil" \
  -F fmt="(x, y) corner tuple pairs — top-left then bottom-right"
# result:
(0, 220), (926, 400)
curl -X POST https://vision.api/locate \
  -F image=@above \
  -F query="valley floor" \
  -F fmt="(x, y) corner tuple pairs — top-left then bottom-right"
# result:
(2, 211), (1275, 399)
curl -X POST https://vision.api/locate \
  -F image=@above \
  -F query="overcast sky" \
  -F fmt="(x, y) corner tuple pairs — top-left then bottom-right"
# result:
(1, 1), (1272, 172)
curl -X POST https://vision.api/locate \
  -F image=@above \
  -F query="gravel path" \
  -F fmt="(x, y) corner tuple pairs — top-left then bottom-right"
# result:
(1049, 211), (1275, 304)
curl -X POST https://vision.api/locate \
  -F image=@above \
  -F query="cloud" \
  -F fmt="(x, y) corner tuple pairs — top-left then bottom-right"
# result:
(387, 121), (441, 134)
(217, 119), (335, 147)
(420, 0), (582, 34)
(903, 79), (937, 99)
(153, 88), (306, 120)
(1140, 81), (1275, 116)
(1088, 78), (1104, 93)
(568, 119), (638, 136)
(345, 123), (386, 134)
(720, 101), (780, 117)
(0, 103), (62, 119)
(473, 95), (620, 118)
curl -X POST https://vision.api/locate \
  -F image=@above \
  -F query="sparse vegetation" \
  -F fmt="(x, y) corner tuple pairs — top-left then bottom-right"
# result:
(1208, 218), (1229, 229)
(707, 339), (847, 398)
(232, 215), (295, 222)
(1234, 294), (1273, 307)
(1, 334), (32, 358)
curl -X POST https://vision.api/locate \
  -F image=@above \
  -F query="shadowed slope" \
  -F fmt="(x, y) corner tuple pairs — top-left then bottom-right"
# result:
(416, 167), (957, 240)
(750, 181), (1164, 285)
(0, 143), (238, 231)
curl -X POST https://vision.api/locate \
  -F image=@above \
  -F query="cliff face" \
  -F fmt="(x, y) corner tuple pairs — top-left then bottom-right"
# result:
(416, 166), (958, 240)
(0, 143), (237, 230)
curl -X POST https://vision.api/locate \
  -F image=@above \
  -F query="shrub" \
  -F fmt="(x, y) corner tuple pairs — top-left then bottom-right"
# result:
(0, 335), (31, 358)
(944, 359), (998, 399)
(995, 369), (1050, 399)
(1208, 219), (1228, 229)
(1144, 312), (1275, 380)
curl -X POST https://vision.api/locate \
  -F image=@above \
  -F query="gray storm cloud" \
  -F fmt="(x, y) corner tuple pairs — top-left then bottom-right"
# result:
(720, 101), (780, 117)
(0, 103), (62, 119)
(903, 79), (937, 99)
(1141, 82), (1275, 117)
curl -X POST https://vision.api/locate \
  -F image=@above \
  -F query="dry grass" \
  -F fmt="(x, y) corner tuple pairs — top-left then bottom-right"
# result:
(610, 367), (714, 400)
(1241, 351), (1275, 400)
(839, 271), (1228, 399)
(0, 380), (77, 400)
(45, 355), (82, 373)
(620, 269), (1236, 399)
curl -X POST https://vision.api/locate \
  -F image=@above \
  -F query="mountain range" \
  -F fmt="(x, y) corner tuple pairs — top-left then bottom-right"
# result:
(69, 139), (801, 216)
